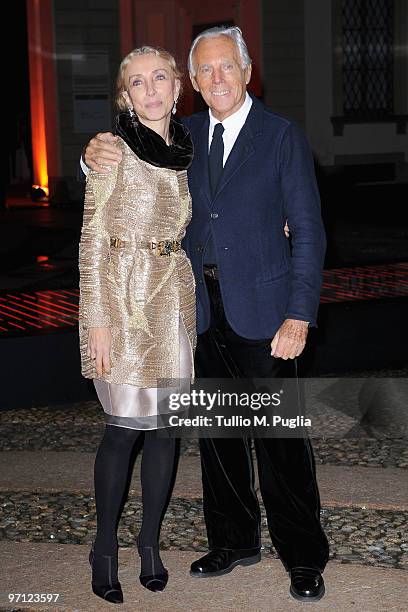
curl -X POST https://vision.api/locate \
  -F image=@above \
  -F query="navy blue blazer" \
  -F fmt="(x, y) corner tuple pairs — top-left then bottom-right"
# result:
(182, 95), (326, 339)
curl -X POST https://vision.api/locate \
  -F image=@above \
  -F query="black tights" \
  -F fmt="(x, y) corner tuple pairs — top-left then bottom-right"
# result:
(93, 424), (176, 573)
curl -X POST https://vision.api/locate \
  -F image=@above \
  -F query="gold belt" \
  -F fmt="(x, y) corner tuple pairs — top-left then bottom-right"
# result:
(110, 237), (181, 257)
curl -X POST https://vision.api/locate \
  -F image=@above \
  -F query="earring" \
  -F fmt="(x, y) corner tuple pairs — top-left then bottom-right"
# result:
(172, 99), (178, 115)
(128, 105), (138, 125)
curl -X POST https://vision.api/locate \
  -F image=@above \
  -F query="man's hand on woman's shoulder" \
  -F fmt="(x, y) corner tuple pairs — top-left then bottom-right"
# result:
(83, 132), (123, 173)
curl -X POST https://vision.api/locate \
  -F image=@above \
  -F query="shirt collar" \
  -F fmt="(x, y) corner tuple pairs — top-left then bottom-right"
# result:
(208, 92), (253, 133)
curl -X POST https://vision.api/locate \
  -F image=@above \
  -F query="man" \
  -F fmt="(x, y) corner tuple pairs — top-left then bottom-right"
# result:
(83, 26), (329, 602)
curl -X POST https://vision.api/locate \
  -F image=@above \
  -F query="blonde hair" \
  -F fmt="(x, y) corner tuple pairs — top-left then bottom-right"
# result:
(115, 45), (183, 111)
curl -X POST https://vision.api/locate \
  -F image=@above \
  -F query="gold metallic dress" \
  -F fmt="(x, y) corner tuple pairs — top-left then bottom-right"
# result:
(79, 115), (196, 429)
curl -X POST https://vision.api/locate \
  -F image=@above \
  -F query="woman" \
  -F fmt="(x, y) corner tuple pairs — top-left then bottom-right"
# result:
(78, 46), (195, 604)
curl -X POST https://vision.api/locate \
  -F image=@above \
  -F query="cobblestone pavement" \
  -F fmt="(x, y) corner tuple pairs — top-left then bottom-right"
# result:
(0, 491), (406, 571)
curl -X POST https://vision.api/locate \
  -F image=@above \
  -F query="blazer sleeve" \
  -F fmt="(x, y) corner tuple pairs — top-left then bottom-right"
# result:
(279, 122), (326, 327)
(78, 166), (118, 328)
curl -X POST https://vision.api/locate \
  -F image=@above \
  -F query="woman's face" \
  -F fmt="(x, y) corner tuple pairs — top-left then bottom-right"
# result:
(123, 54), (180, 129)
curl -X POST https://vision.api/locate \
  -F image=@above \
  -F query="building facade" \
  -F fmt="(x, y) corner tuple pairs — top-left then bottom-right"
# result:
(24, 0), (408, 202)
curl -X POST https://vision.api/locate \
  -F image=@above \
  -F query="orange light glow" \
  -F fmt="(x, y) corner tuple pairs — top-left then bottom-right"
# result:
(32, 184), (49, 197)
(32, 142), (49, 191)
(27, 0), (49, 193)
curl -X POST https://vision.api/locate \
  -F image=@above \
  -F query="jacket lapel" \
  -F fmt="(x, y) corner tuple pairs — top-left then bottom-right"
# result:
(188, 96), (265, 207)
(214, 96), (264, 203)
(190, 115), (212, 206)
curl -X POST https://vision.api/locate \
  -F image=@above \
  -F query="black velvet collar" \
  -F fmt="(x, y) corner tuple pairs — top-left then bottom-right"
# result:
(115, 111), (193, 171)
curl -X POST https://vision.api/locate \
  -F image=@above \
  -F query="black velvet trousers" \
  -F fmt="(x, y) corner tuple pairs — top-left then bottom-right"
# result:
(196, 275), (330, 572)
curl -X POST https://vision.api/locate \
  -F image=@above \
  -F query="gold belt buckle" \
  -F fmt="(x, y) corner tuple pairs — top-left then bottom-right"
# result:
(152, 240), (181, 256)
(110, 237), (125, 248)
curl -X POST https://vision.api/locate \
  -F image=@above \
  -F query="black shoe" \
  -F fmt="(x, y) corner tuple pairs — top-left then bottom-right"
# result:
(89, 543), (124, 604)
(289, 567), (325, 602)
(190, 548), (261, 578)
(137, 539), (168, 592)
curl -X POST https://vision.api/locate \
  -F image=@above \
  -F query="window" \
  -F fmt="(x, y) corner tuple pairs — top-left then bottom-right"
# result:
(331, 0), (407, 134)
(342, 0), (393, 119)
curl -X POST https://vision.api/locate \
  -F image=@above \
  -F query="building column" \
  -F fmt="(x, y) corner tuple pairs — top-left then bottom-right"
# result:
(26, 0), (60, 199)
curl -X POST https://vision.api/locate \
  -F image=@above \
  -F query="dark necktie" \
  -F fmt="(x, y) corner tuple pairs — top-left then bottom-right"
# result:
(208, 123), (224, 197)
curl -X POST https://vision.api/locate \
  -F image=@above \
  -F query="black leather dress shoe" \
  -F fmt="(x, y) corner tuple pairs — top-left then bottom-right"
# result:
(190, 548), (261, 578)
(289, 567), (325, 602)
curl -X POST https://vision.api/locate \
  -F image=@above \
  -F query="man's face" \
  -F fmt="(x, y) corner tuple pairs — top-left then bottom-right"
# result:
(190, 35), (252, 121)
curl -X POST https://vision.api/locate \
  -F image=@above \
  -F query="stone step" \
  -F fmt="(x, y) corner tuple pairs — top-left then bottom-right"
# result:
(0, 543), (406, 612)
(0, 451), (407, 511)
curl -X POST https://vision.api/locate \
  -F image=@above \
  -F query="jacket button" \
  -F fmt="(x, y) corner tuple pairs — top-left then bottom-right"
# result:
(210, 212), (219, 219)
(196, 245), (203, 252)
(199, 279), (204, 285)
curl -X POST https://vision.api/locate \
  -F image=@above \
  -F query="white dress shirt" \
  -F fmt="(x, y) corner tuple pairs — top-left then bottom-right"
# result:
(208, 92), (253, 166)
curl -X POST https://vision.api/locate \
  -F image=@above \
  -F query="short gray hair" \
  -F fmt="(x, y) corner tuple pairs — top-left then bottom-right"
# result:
(188, 26), (251, 76)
